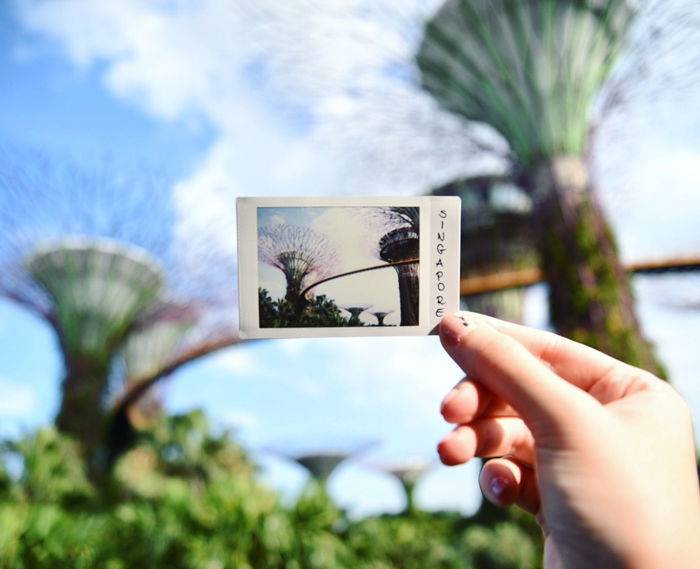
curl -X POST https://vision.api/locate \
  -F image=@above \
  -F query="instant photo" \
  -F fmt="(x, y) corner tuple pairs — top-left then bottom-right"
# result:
(237, 196), (461, 338)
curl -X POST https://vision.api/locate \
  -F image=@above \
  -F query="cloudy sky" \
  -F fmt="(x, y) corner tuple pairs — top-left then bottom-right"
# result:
(1, 0), (699, 517)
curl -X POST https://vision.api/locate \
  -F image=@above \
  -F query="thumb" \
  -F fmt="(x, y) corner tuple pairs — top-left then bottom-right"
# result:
(439, 314), (590, 434)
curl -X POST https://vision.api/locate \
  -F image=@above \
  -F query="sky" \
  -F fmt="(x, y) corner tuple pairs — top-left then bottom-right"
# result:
(1, 0), (700, 518)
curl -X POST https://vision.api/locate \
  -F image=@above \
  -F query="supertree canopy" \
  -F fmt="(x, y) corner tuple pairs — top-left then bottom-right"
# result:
(258, 224), (338, 304)
(294, 452), (350, 487)
(119, 300), (199, 384)
(26, 238), (164, 362)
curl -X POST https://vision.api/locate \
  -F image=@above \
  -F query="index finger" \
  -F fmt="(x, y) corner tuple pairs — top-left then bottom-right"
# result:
(439, 314), (591, 431)
(454, 311), (630, 392)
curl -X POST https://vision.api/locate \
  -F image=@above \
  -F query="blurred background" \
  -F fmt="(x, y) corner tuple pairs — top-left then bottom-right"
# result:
(0, 1), (699, 567)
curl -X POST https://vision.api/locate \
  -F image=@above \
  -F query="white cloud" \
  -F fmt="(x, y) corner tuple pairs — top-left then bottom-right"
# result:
(15, 0), (506, 240)
(0, 380), (37, 416)
(206, 346), (257, 376)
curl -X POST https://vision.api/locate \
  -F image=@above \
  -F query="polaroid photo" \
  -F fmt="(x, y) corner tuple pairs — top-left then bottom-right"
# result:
(237, 196), (461, 339)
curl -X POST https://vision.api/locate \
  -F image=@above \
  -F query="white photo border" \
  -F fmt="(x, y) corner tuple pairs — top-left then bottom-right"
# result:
(237, 196), (461, 339)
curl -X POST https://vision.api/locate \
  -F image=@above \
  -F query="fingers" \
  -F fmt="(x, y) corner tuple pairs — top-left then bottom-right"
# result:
(479, 458), (540, 515)
(451, 311), (631, 392)
(440, 377), (517, 424)
(440, 314), (590, 431)
(437, 417), (535, 466)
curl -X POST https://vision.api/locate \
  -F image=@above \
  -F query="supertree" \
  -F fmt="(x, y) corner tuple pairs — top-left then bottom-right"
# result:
(372, 207), (420, 326)
(293, 452), (350, 487)
(24, 238), (166, 455)
(376, 457), (432, 516)
(268, 440), (374, 489)
(370, 309), (394, 326)
(0, 150), (243, 473)
(340, 305), (371, 326)
(416, 0), (666, 374)
(258, 224), (338, 308)
(432, 175), (537, 323)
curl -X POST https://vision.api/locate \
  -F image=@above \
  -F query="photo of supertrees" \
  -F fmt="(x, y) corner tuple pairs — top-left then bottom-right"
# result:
(257, 206), (420, 328)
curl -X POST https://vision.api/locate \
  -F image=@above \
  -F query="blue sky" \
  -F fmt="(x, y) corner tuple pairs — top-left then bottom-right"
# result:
(1, 0), (700, 518)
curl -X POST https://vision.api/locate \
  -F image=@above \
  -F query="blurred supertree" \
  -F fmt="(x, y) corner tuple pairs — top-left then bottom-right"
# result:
(294, 453), (350, 487)
(24, 238), (166, 457)
(371, 207), (420, 326)
(270, 440), (374, 490)
(258, 224), (338, 310)
(416, 0), (666, 374)
(377, 457), (432, 516)
(0, 150), (243, 474)
(433, 175), (537, 323)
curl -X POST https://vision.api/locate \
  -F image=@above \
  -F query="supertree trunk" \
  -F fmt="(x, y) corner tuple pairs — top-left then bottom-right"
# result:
(379, 225), (420, 326)
(55, 353), (112, 469)
(395, 264), (419, 326)
(525, 156), (665, 376)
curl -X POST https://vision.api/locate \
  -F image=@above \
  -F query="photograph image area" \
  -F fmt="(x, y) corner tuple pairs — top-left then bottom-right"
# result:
(257, 206), (420, 329)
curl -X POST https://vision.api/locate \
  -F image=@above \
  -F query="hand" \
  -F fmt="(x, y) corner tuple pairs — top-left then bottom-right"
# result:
(437, 312), (700, 569)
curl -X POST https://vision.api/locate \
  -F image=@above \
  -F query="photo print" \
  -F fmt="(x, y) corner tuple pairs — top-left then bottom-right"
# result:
(237, 196), (461, 338)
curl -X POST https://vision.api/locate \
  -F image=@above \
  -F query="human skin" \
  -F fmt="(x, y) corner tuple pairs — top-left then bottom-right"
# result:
(437, 312), (700, 569)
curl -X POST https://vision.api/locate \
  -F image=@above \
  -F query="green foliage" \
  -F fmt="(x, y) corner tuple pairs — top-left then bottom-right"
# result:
(459, 523), (538, 569)
(539, 182), (667, 377)
(0, 415), (544, 569)
(259, 288), (355, 328)
(0, 428), (94, 506)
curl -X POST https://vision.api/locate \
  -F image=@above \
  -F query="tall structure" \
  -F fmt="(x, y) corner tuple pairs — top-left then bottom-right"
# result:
(416, 0), (665, 375)
(377, 207), (419, 326)
(340, 305), (371, 326)
(118, 300), (198, 424)
(380, 458), (432, 516)
(293, 452), (350, 487)
(370, 309), (394, 326)
(26, 238), (165, 456)
(270, 440), (374, 490)
(433, 176), (536, 323)
(0, 155), (243, 472)
(258, 224), (338, 308)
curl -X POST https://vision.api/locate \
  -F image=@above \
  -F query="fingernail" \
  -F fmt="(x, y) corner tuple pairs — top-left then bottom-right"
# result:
(489, 476), (509, 499)
(440, 313), (475, 347)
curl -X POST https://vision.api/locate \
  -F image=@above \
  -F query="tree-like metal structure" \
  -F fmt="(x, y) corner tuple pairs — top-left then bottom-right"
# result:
(433, 175), (537, 323)
(340, 305), (371, 326)
(372, 207), (420, 326)
(378, 457), (432, 516)
(25, 238), (165, 455)
(0, 151), (243, 472)
(370, 309), (394, 326)
(416, 0), (664, 374)
(293, 452), (350, 487)
(258, 224), (338, 308)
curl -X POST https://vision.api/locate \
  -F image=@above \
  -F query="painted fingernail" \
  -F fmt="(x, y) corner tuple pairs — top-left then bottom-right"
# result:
(489, 476), (509, 499)
(440, 313), (475, 347)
